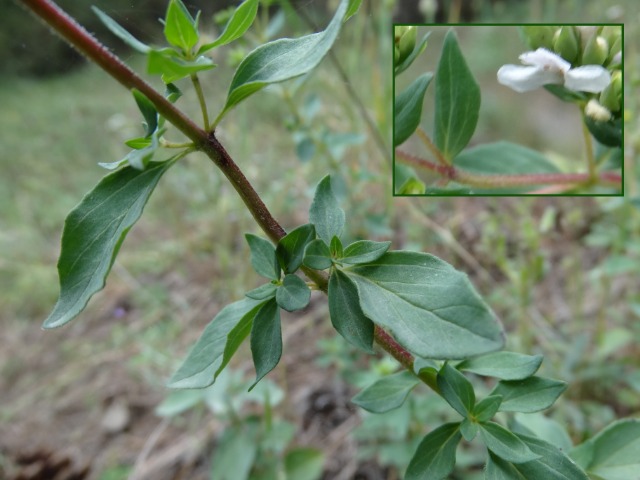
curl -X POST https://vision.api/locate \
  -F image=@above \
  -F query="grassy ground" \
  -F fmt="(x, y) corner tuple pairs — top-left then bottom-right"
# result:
(1, 0), (639, 479)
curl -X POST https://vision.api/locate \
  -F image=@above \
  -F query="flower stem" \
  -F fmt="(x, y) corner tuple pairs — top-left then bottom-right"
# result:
(191, 73), (210, 131)
(581, 107), (597, 182)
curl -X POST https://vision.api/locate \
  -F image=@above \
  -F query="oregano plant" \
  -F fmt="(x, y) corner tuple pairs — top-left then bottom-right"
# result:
(18, 1), (640, 478)
(394, 25), (623, 195)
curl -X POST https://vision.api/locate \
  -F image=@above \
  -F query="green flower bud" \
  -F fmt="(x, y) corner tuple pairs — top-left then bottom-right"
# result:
(520, 26), (556, 50)
(553, 26), (580, 64)
(582, 35), (609, 65)
(607, 36), (622, 65)
(395, 26), (416, 65)
(600, 26), (621, 48)
(599, 71), (621, 112)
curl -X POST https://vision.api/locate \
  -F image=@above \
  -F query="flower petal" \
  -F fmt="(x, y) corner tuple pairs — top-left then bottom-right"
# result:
(497, 64), (563, 92)
(519, 48), (571, 73)
(564, 65), (611, 92)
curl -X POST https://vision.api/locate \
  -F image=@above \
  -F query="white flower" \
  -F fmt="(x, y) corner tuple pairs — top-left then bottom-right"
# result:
(585, 99), (612, 121)
(497, 48), (611, 93)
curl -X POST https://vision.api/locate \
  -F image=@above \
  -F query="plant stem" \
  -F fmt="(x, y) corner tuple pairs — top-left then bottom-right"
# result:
(191, 73), (210, 131)
(581, 107), (597, 181)
(416, 127), (449, 166)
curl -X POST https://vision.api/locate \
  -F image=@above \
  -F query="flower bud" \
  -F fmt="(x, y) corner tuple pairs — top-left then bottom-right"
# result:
(599, 71), (621, 112)
(395, 26), (416, 65)
(582, 35), (609, 65)
(585, 99), (612, 122)
(520, 26), (556, 50)
(600, 26), (621, 48)
(607, 36), (622, 65)
(553, 26), (580, 64)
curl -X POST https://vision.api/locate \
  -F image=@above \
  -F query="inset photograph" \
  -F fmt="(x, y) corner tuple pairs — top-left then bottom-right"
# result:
(394, 25), (623, 195)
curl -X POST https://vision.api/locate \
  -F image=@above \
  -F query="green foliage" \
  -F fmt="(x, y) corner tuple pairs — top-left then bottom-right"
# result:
(246, 234), (280, 280)
(437, 363), (476, 418)
(490, 376), (568, 413)
(275, 274), (310, 312)
(276, 224), (316, 274)
(479, 422), (540, 463)
(309, 175), (346, 245)
(394, 73), (433, 147)
(405, 423), (461, 480)
(249, 299), (282, 390)
(198, 0), (259, 52)
(341, 240), (391, 265)
(395, 32), (431, 76)
(163, 0), (199, 53)
(352, 371), (419, 413)
(457, 352), (543, 381)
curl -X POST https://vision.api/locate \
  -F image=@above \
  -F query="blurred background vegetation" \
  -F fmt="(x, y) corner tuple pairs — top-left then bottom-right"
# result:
(1, 0), (638, 479)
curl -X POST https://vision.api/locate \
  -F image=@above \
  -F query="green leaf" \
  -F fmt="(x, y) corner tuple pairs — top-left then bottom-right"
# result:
(124, 137), (152, 149)
(276, 274), (310, 312)
(434, 30), (481, 160)
(303, 239), (332, 270)
(199, 0), (259, 53)
(246, 283), (278, 301)
(250, 299), (282, 390)
(480, 422), (540, 463)
(276, 224), (316, 274)
(437, 363), (475, 418)
(473, 395), (503, 422)
(330, 235), (344, 258)
(43, 160), (176, 329)
(461, 418), (479, 441)
(352, 371), (419, 413)
(512, 412), (573, 452)
(491, 376), (567, 413)
(328, 268), (374, 353)
(92, 7), (150, 53)
(570, 419), (640, 480)
(164, 0), (199, 52)
(454, 142), (560, 175)
(211, 425), (258, 480)
(344, 251), (504, 359)
(395, 31), (430, 76)
(309, 175), (345, 245)
(147, 49), (216, 84)
(345, 0), (363, 21)
(214, 305), (262, 381)
(284, 448), (325, 480)
(584, 115), (622, 148)
(342, 240), (392, 265)
(216, 0), (349, 121)
(486, 434), (589, 480)
(394, 73), (433, 147)
(457, 352), (543, 381)
(245, 234), (280, 280)
(169, 297), (265, 388)
(132, 89), (158, 137)
(155, 389), (203, 417)
(165, 83), (183, 102)
(405, 423), (461, 480)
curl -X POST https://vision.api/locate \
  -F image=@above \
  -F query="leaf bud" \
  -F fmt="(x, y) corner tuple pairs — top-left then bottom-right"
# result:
(553, 26), (580, 64)
(582, 35), (609, 65)
(520, 26), (556, 50)
(600, 26), (621, 48)
(395, 26), (416, 65)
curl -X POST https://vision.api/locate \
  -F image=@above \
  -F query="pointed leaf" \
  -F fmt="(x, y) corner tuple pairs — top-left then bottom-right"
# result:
(199, 0), (259, 52)
(344, 251), (504, 359)
(132, 89), (158, 137)
(394, 73), (432, 147)
(352, 371), (419, 413)
(330, 235), (344, 259)
(214, 304), (262, 380)
(246, 282), (278, 301)
(165, 83), (183, 102)
(458, 352), (543, 381)
(491, 376), (567, 413)
(276, 274), (310, 312)
(395, 31), (430, 76)
(168, 297), (264, 388)
(569, 419), (640, 480)
(303, 239), (332, 270)
(434, 30), (480, 160)
(250, 299), (282, 389)
(342, 240), (392, 265)
(486, 434), (589, 480)
(328, 268), (374, 353)
(474, 395), (503, 422)
(405, 423), (461, 480)
(309, 176), (345, 244)
(43, 160), (176, 329)
(276, 224), (315, 274)
(217, 0), (349, 120)
(480, 422), (540, 463)
(437, 363), (475, 418)
(147, 49), (216, 84)
(164, 0), (199, 51)
(92, 7), (150, 53)
(461, 418), (479, 442)
(245, 234), (280, 280)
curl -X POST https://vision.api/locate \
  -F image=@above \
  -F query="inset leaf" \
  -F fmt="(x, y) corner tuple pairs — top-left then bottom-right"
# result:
(250, 299), (282, 390)
(303, 239), (332, 270)
(437, 363), (475, 418)
(570, 419), (640, 479)
(473, 395), (502, 423)
(394, 73), (433, 147)
(434, 30), (480, 160)
(169, 297), (264, 388)
(328, 269), (374, 353)
(454, 142), (560, 175)
(309, 176), (345, 245)
(216, 0), (350, 121)
(132, 89), (158, 137)
(491, 376), (567, 413)
(352, 371), (419, 413)
(164, 0), (199, 52)
(342, 240), (392, 265)
(147, 49), (216, 84)
(92, 7), (150, 53)
(480, 422), (540, 463)
(245, 234), (280, 280)
(44, 160), (177, 329)
(457, 352), (543, 381)
(395, 32), (430, 76)
(199, 0), (259, 53)
(276, 274), (311, 312)
(344, 251), (505, 359)
(276, 224), (316, 274)
(405, 423), (461, 480)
